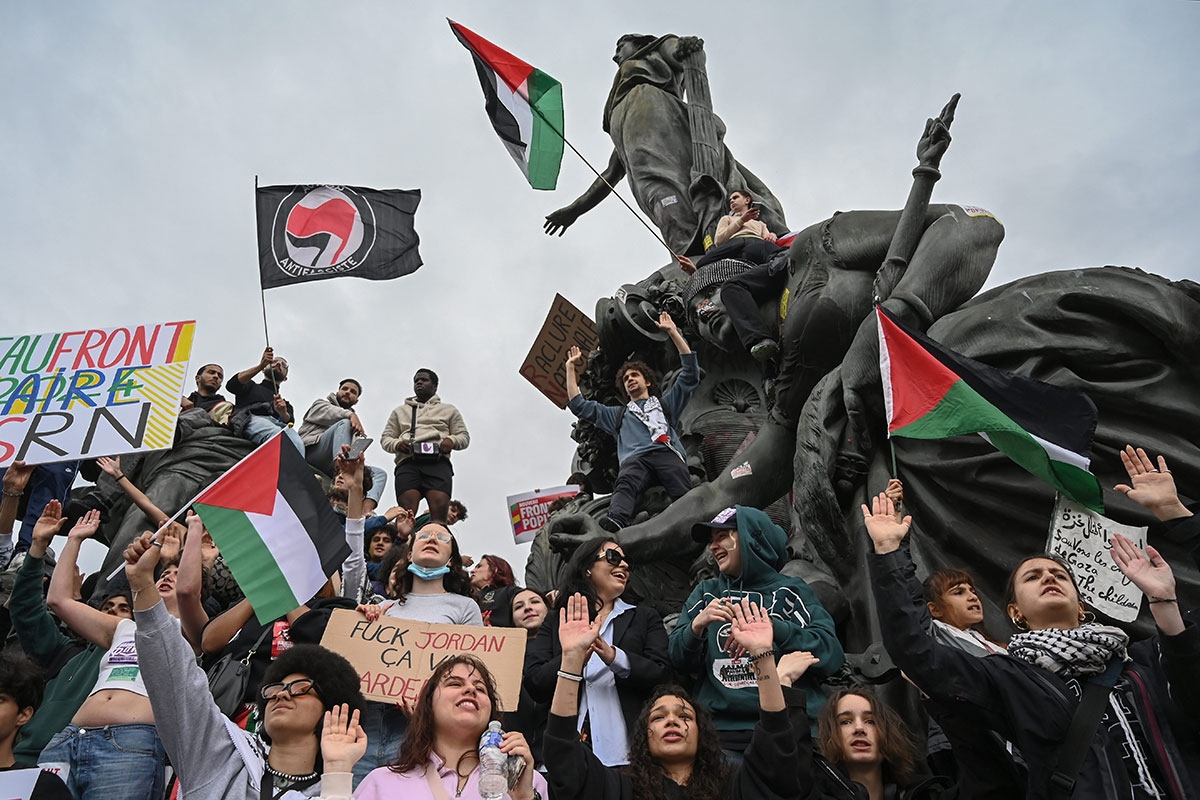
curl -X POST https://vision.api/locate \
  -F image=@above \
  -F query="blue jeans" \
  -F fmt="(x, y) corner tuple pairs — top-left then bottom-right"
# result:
(242, 414), (305, 455)
(305, 419), (388, 505)
(352, 701), (409, 787)
(39, 723), (166, 800)
(0, 461), (77, 562)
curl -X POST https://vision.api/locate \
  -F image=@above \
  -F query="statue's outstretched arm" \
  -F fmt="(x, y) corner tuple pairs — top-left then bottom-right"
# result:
(543, 150), (626, 236)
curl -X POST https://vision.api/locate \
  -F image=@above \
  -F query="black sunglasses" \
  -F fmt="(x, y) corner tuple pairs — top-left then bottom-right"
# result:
(593, 549), (632, 568)
(260, 678), (318, 700)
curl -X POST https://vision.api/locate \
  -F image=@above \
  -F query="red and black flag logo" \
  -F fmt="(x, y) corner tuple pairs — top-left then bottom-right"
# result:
(256, 185), (422, 290)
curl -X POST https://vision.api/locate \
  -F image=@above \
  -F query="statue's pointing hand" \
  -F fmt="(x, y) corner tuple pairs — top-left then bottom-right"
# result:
(917, 93), (960, 170)
(545, 205), (580, 237)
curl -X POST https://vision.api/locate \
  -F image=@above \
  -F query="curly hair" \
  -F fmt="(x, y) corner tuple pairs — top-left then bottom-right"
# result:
(0, 650), (44, 712)
(448, 499), (469, 521)
(478, 555), (517, 589)
(554, 536), (619, 618)
(390, 523), (472, 605)
(391, 655), (503, 775)
(817, 688), (918, 787)
(615, 360), (659, 400)
(624, 685), (728, 800)
(256, 643), (366, 747)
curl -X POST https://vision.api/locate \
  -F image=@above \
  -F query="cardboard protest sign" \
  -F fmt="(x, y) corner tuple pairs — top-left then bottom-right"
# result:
(320, 609), (526, 709)
(507, 485), (580, 544)
(0, 767), (42, 799)
(1046, 495), (1148, 622)
(0, 321), (195, 467)
(519, 294), (596, 408)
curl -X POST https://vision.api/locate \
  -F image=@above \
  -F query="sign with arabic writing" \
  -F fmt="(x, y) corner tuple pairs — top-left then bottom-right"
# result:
(1045, 495), (1147, 622)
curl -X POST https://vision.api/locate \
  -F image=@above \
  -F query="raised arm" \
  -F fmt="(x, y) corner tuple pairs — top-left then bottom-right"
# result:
(564, 346), (584, 401)
(728, 598), (784, 712)
(654, 311), (690, 356)
(201, 598), (255, 655)
(1115, 445), (1193, 523)
(1110, 533), (1184, 636)
(46, 510), (121, 648)
(175, 512), (212, 651)
(231, 347), (273, 388)
(97, 456), (167, 527)
(338, 448), (367, 602)
(0, 461), (34, 548)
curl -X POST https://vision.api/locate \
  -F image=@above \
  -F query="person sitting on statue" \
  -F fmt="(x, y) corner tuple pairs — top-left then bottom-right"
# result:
(564, 312), (698, 533)
(225, 346), (304, 454)
(298, 378), (388, 513)
(181, 363), (229, 417)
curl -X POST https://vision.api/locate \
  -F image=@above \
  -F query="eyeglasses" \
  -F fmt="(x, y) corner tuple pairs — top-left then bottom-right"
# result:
(593, 549), (632, 568)
(415, 529), (453, 543)
(260, 678), (318, 700)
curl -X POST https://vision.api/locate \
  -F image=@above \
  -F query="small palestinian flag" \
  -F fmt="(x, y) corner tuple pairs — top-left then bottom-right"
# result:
(449, 19), (564, 190)
(876, 306), (1103, 511)
(192, 431), (349, 623)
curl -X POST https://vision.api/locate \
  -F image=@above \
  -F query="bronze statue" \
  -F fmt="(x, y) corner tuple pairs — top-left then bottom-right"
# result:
(544, 34), (787, 255)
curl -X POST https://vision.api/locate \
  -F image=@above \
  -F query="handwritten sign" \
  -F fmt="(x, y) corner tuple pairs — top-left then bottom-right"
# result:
(519, 294), (597, 409)
(1046, 495), (1148, 622)
(0, 767), (41, 799)
(319, 609), (526, 709)
(507, 485), (580, 544)
(0, 321), (195, 467)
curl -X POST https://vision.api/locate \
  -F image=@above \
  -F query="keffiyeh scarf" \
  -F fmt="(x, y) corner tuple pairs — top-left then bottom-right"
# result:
(1007, 623), (1129, 678)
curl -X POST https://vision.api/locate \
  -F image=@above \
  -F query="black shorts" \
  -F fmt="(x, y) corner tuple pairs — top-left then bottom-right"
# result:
(394, 457), (454, 499)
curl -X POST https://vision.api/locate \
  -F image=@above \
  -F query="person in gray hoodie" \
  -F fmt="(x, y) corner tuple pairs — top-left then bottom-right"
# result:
(669, 505), (844, 752)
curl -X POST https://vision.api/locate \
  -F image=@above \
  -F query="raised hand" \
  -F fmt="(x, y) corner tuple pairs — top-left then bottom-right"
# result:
(1115, 445), (1189, 521)
(861, 492), (911, 554)
(96, 456), (122, 480)
(1110, 533), (1175, 601)
(68, 509), (103, 542)
(1, 460), (34, 496)
(564, 346), (584, 372)
(321, 704), (367, 773)
(124, 530), (163, 599)
(885, 478), (905, 523)
(159, 522), (183, 562)
(558, 592), (601, 657)
(916, 93), (959, 170)
(776, 651), (820, 687)
(32, 500), (68, 548)
(728, 598), (774, 656)
(653, 311), (678, 334)
(259, 347), (275, 369)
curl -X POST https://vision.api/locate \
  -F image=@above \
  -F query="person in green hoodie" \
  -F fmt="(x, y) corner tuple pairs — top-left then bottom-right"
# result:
(668, 505), (844, 752)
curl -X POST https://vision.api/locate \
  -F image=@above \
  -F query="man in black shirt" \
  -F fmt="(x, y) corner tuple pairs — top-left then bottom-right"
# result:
(180, 363), (228, 414)
(225, 347), (303, 453)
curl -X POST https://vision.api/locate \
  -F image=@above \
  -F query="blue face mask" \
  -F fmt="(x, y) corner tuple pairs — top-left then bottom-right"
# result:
(408, 562), (451, 580)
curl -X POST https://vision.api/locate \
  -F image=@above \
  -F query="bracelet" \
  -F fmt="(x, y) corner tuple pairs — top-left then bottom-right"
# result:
(912, 164), (942, 180)
(749, 650), (774, 664)
(114, 473), (126, 481)
(557, 669), (584, 682)
(2, 491), (22, 498)
(1148, 597), (1177, 604)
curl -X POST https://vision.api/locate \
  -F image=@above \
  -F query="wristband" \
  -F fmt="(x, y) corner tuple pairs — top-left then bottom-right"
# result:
(557, 670), (584, 682)
(749, 650), (774, 664)
(2, 491), (22, 498)
(1148, 597), (1177, 604)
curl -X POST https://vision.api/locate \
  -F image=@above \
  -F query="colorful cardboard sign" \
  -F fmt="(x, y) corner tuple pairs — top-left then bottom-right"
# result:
(507, 484), (580, 543)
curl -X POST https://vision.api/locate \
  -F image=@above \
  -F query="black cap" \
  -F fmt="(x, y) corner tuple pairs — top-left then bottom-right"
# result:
(690, 506), (738, 543)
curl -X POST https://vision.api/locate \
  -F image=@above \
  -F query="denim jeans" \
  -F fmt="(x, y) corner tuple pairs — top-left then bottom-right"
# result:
(305, 419), (388, 505)
(0, 461), (78, 561)
(242, 414), (305, 455)
(39, 723), (166, 800)
(352, 701), (409, 788)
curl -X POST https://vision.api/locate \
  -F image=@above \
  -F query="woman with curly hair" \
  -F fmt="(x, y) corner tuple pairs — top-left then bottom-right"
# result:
(354, 655), (547, 800)
(524, 537), (670, 767)
(543, 593), (803, 800)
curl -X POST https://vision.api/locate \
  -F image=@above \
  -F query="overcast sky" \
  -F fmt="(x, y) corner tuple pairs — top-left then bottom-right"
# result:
(4, 2), (1197, 578)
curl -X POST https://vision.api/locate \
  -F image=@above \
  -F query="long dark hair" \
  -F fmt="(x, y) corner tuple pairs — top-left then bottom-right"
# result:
(392, 524), (472, 604)
(817, 688), (918, 787)
(378, 539), (411, 598)
(390, 655), (503, 775)
(625, 684), (728, 800)
(554, 536), (618, 618)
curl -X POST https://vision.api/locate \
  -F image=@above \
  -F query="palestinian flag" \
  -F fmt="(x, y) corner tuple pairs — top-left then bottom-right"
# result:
(876, 306), (1103, 511)
(449, 19), (564, 190)
(192, 430), (349, 623)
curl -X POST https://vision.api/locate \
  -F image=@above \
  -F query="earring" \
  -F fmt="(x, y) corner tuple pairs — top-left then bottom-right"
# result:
(1010, 615), (1029, 632)
(1080, 611), (1095, 624)
(586, 570), (591, 577)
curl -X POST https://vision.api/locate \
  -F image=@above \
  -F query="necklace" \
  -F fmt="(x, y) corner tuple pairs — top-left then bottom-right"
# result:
(265, 764), (319, 784)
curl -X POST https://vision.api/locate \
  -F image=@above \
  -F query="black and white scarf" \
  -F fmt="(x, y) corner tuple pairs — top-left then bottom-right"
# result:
(1007, 623), (1129, 678)
(626, 396), (671, 444)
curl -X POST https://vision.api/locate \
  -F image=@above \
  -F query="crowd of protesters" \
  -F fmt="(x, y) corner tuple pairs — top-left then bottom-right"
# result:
(0, 336), (1196, 800)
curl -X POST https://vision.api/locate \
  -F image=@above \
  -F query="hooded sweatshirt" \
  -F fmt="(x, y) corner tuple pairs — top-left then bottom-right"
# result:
(668, 505), (844, 732)
(297, 392), (354, 446)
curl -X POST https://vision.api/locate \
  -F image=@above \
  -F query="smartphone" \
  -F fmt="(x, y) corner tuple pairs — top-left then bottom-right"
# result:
(345, 437), (373, 461)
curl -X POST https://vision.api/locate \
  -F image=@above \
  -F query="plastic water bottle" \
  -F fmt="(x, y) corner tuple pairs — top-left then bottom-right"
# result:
(478, 720), (507, 800)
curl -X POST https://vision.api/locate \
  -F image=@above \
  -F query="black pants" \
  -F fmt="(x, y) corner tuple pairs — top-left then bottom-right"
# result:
(720, 264), (789, 351)
(608, 447), (691, 525)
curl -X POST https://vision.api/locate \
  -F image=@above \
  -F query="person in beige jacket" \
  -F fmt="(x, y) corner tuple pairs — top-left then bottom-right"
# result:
(380, 368), (469, 523)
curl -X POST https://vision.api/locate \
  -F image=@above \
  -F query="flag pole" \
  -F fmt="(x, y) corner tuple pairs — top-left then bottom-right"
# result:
(531, 105), (676, 259)
(255, 175), (272, 349)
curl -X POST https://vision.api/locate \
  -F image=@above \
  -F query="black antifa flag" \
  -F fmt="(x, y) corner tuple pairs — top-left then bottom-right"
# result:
(256, 185), (422, 289)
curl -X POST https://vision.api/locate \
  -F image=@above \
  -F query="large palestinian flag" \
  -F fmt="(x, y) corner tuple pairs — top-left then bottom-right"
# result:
(192, 431), (349, 623)
(876, 306), (1103, 511)
(449, 19), (564, 190)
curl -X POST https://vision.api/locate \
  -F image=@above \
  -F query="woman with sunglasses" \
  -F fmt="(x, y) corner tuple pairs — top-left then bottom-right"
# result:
(864, 490), (1199, 799)
(353, 522), (482, 784)
(524, 537), (670, 767)
(122, 518), (366, 799)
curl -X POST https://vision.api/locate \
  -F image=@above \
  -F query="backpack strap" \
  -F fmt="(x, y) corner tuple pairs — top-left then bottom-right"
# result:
(1049, 656), (1124, 798)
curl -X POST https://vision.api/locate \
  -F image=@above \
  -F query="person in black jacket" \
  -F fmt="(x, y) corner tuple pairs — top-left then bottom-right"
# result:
(523, 537), (670, 767)
(543, 593), (803, 800)
(863, 490), (1199, 800)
